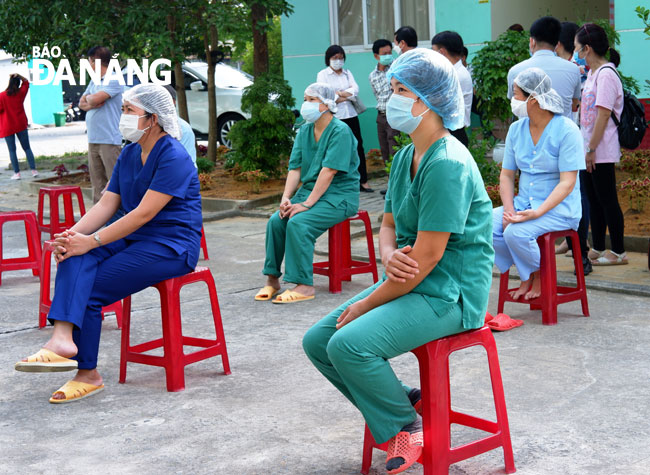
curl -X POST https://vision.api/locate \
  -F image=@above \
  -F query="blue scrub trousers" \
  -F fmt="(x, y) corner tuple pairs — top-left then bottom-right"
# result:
(48, 239), (194, 370)
(303, 279), (467, 444)
(493, 206), (579, 282)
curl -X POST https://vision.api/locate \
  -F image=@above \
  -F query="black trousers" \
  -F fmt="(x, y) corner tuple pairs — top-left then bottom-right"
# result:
(583, 163), (625, 254)
(341, 116), (368, 184)
(449, 127), (469, 147)
(566, 170), (591, 258)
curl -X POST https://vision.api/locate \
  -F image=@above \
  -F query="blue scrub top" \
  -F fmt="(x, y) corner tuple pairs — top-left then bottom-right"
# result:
(503, 115), (585, 221)
(107, 134), (202, 266)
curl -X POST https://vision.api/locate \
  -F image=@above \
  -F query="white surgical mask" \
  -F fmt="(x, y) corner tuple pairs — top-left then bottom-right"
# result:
(300, 101), (325, 123)
(510, 97), (529, 119)
(119, 114), (151, 142)
(386, 94), (429, 134)
(393, 44), (402, 55)
(330, 59), (344, 71)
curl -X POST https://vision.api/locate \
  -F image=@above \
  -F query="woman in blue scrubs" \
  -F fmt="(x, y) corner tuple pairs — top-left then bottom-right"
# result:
(15, 84), (202, 403)
(493, 67), (584, 300)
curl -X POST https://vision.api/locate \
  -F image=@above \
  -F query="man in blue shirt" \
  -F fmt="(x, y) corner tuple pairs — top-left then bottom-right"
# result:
(507, 17), (581, 119)
(79, 46), (123, 202)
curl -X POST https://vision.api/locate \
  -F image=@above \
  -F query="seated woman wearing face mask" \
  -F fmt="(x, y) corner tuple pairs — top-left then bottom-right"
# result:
(493, 67), (584, 301)
(302, 49), (494, 474)
(14, 84), (202, 403)
(254, 82), (359, 304)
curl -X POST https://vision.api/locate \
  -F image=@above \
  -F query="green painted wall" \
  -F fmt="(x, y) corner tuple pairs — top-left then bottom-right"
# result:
(616, 0), (650, 99)
(27, 59), (64, 125)
(436, 0), (492, 45)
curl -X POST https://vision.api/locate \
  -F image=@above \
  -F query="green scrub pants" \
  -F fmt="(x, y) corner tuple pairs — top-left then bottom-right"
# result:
(263, 200), (354, 286)
(302, 280), (467, 444)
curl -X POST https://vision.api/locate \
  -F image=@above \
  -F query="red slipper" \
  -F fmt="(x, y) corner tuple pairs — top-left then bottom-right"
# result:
(487, 313), (523, 332)
(386, 430), (423, 474)
(484, 311), (495, 324)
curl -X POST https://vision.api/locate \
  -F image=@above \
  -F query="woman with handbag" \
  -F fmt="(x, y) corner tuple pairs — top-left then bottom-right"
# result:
(574, 23), (627, 265)
(317, 45), (373, 192)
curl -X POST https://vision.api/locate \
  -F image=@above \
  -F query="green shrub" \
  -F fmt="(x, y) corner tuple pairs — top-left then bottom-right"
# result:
(468, 130), (501, 186)
(196, 156), (215, 174)
(227, 73), (296, 176)
(471, 30), (530, 132)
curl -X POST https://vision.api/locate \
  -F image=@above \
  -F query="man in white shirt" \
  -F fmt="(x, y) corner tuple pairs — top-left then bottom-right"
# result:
(431, 31), (472, 146)
(507, 16), (581, 119)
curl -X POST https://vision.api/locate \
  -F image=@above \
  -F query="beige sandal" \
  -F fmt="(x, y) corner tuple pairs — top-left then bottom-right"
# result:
(591, 250), (628, 266)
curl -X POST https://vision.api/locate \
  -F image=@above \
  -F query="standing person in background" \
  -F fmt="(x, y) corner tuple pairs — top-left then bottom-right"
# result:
(553, 21), (592, 275)
(461, 46), (470, 69)
(393, 26), (418, 55)
(369, 39), (399, 166)
(164, 85), (197, 168)
(575, 23), (627, 266)
(431, 31), (473, 146)
(317, 45), (373, 193)
(0, 73), (38, 180)
(79, 46), (124, 203)
(507, 16), (581, 119)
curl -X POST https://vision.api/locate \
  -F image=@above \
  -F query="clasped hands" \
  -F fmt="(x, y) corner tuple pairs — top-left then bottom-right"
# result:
(502, 208), (540, 229)
(279, 197), (309, 219)
(335, 245), (419, 330)
(52, 230), (96, 263)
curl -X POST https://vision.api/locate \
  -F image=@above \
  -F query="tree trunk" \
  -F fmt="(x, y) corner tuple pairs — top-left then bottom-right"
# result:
(205, 23), (219, 163)
(173, 62), (189, 121)
(251, 3), (268, 76)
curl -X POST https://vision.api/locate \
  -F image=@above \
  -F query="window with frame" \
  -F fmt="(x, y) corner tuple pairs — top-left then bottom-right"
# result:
(332, 0), (433, 48)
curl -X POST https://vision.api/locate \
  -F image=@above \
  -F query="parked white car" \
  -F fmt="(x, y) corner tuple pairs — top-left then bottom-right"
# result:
(180, 61), (252, 148)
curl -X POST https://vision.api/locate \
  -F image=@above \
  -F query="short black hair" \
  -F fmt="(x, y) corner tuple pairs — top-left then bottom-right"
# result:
(431, 31), (464, 56)
(508, 23), (524, 32)
(558, 21), (579, 54)
(372, 39), (392, 55)
(462, 46), (468, 58)
(87, 46), (113, 66)
(394, 26), (418, 47)
(530, 16), (561, 46)
(324, 44), (346, 66)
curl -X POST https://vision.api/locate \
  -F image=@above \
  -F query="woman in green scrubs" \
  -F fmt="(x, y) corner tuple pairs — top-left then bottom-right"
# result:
(302, 49), (494, 474)
(255, 83), (359, 304)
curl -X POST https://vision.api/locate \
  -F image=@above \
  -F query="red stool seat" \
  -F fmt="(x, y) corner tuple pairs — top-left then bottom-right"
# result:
(200, 225), (209, 260)
(498, 230), (589, 326)
(313, 210), (378, 293)
(361, 326), (516, 475)
(0, 211), (42, 286)
(38, 240), (123, 328)
(37, 186), (86, 239)
(119, 266), (231, 392)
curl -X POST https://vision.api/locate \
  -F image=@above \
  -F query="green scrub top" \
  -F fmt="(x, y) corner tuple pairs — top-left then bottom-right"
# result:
(384, 137), (494, 329)
(288, 117), (360, 209)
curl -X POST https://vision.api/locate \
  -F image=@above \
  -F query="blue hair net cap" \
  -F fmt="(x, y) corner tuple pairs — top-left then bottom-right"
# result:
(386, 48), (465, 131)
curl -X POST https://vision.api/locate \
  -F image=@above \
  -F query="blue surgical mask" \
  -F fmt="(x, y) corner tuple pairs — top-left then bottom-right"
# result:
(386, 94), (429, 134)
(301, 101), (324, 123)
(573, 50), (587, 66)
(379, 54), (393, 66)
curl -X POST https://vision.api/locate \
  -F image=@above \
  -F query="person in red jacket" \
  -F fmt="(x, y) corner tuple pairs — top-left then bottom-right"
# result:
(0, 73), (38, 180)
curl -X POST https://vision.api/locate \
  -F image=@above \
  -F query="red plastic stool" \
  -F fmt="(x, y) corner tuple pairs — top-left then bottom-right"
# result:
(0, 211), (42, 286)
(38, 241), (123, 328)
(37, 186), (86, 239)
(313, 210), (378, 293)
(361, 325), (516, 475)
(200, 225), (209, 260)
(119, 266), (231, 392)
(497, 230), (590, 326)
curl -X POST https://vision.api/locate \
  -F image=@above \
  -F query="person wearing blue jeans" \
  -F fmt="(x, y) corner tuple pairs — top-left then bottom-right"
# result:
(0, 73), (38, 179)
(5, 128), (37, 176)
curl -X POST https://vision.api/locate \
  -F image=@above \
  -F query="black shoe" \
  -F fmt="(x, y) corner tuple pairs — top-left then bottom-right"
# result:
(575, 257), (592, 276)
(360, 185), (374, 193)
(380, 189), (387, 195)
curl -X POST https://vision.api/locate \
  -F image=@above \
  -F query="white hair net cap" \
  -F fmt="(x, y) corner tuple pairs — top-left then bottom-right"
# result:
(123, 84), (181, 140)
(386, 48), (464, 131)
(514, 68), (564, 115)
(304, 82), (338, 114)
